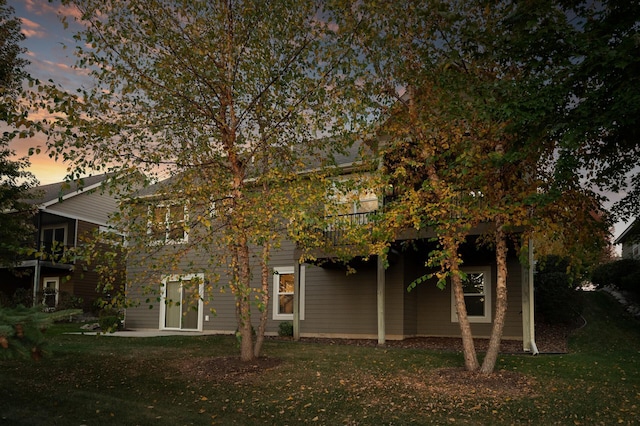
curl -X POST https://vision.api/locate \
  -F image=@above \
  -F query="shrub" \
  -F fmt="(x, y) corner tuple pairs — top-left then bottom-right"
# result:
(56, 292), (84, 312)
(591, 259), (640, 293)
(98, 308), (123, 333)
(535, 255), (583, 325)
(278, 321), (293, 337)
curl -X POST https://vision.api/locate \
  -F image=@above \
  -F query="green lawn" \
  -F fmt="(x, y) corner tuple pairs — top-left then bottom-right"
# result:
(2, 291), (639, 425)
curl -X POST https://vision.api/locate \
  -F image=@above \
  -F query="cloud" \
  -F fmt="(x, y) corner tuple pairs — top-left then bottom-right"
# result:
(20, 17), (46, 38)
(23, 0), (82, 20)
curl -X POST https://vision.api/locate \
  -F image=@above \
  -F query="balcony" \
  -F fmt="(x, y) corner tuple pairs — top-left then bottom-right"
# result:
(323, 211), (377, 247)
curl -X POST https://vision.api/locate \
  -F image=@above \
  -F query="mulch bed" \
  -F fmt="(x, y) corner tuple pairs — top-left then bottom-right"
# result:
(283, 321), (574, 354)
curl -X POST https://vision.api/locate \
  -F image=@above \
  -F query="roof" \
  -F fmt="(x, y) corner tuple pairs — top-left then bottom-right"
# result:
(133, 139), (376, 199)
(25, 174), (112, 207)
(614, 218), (640, 245)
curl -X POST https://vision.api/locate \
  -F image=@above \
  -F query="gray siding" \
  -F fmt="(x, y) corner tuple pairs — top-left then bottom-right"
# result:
(47, 190), (118, 225)
(125, 233), (525, 341)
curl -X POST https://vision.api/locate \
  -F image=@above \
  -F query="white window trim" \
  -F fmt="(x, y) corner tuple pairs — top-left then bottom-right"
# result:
(148, 202), (189, 245)
(41, 224), (68, 246)
(272, 266), (305, 321)
(451, 266), (492, 324)
(159, 273), (204, 331)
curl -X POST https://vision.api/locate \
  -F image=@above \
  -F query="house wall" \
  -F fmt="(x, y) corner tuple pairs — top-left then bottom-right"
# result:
(410, 257), (523, 340)
(125, 235), (524, 341)
(621, 241), (640, 259)
(46, 189), (118, 225)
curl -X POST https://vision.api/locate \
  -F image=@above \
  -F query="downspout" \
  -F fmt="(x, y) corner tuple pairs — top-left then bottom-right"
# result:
(528, 238), (539, 355)
(293, 260), (301, 341)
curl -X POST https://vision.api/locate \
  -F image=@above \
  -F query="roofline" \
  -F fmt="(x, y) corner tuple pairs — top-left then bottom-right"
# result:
(129, 159), (375, 201)
(614, 218), (639, 245)
(40, 179), (109, 208)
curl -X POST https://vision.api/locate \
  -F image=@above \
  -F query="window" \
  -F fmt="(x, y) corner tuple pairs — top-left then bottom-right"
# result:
(451, 266), (492, 323)
(272, 266), (305, 321)
(148, 203), (188, 244)
(41, 225), (67, 255)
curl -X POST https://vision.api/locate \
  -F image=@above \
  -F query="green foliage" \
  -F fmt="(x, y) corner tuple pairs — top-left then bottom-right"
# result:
(56, 291), (84, 311)
(0, 0), (39, 267)
(591, 259), (640, 294)
(98, 307), (123, 333)
(534, 256), (583, 325)
(277, 321), (293, 337)
(0, 306), (81, 360)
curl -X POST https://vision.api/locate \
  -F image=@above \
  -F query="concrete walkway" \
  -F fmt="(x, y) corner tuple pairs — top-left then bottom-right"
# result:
(69, 329), (224, 337)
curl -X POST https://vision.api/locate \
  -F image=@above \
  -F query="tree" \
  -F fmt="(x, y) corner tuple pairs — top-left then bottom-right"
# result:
(43, 0), (372, 362)
(358, 0), (610, 373)
(553, 0), (640, 221)
(0, 0), (38, 267)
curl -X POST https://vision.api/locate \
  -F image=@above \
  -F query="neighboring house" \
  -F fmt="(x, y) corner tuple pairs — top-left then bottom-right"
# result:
(0, 175), (123, 311)
(124, 144), (537, 352)
(615, 219), (640, 259)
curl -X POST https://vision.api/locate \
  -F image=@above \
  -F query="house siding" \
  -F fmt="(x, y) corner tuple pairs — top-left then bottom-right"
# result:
(46, 189), (118, 225)
(125, 234), (524, 341)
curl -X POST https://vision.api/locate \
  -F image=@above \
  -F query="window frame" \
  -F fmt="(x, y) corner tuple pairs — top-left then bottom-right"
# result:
(148, 202), (189, 244)
(41, 224), (68, 252)
(272, 266), (305, 321)
(450, 266), (492, 324)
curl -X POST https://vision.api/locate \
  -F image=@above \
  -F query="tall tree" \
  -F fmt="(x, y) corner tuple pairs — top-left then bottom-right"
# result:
(43, 0), (372, 361)
(359, 0), (609, 373)
(0, 0), (38, 267)
(554, 0), (640, 221)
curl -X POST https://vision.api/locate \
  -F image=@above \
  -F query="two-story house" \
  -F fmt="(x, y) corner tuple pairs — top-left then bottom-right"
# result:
(0, 175), (124, 311)
(123, 142), (536, 352)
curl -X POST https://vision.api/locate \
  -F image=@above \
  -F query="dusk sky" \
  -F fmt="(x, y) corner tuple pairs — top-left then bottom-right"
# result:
(5, 0), (632, 241)
(7, 0), (85, 185)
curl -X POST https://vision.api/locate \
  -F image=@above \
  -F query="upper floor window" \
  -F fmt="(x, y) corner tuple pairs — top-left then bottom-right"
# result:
(451, 266), (492, 323)
(148, 203), (188, 244)
(41, 225), (67, 255)
(328, 176), (379, 218)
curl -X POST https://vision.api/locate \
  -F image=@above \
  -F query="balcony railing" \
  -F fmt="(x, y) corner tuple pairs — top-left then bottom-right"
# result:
(323, 211), (377, 246)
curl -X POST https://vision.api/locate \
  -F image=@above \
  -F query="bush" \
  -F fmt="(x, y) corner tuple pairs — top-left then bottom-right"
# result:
(98, 308), (123, 333)
(535, 255), (583, 325)
(591, 259), (640, 293)
(278, 321), (293, 337)
(56, 292), (84, 312)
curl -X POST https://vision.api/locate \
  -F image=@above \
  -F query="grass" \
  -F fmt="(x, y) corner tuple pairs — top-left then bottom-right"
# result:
(1, 291), (640, 425)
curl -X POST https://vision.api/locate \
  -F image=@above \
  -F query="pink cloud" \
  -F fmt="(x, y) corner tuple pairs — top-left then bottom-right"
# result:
(23, 0), (82, 20)
(20, 17), (46, 38)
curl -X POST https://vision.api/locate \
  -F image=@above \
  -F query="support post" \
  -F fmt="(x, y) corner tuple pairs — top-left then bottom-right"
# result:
(521, 238), (537, 353)
(377, 254), (385, 345)
(32, 260), (41, 308)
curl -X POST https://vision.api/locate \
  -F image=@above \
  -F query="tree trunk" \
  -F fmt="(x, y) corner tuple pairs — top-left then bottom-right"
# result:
(480, 216), (509, 374)
(253, 244), (270, 358)
(447, 238), (480, 372)
(236, 232), (255, 362)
